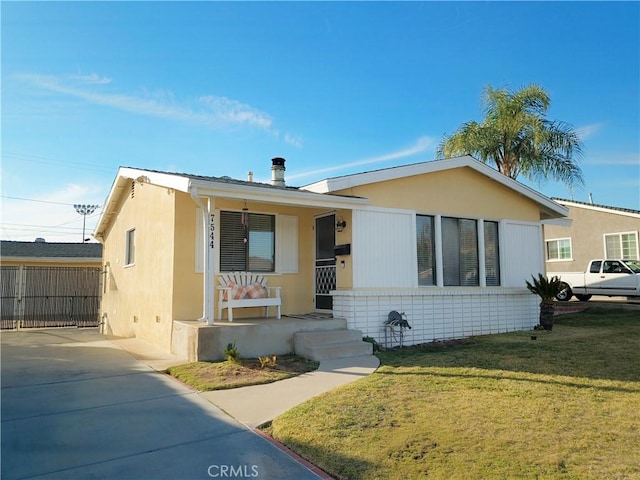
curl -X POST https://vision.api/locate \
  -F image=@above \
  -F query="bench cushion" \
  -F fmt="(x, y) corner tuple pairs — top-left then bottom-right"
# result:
(223, 282), (248, 301)
(245, 283), (268, 299)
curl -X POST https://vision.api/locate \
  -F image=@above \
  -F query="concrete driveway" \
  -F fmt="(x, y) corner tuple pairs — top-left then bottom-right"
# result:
(1, 328), (322, 480)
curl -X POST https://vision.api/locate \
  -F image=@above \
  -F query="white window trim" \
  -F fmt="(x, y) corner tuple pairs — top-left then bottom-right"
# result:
(214, 208), (299, 277)
(545, 237), (573, 262)
(603, 231), (639, 260)
(124, 227), (136, 267)
(418, 214), (502, 288)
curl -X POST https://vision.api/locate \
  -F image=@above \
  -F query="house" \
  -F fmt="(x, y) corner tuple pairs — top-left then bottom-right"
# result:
(94, 155), (568, 360)
(0, 240), (103, 328)
(543, 198), (640, 273)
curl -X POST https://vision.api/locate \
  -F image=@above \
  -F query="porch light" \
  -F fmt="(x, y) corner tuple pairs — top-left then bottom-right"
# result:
(336, 216), (347, 231)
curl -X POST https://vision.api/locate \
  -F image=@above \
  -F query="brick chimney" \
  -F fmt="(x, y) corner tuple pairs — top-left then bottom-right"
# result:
(271, 157), (286, 187)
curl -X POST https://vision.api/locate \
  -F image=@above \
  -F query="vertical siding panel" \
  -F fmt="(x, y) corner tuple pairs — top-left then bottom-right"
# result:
(352, 209), (416, 288)
(501, 221), (544, 287)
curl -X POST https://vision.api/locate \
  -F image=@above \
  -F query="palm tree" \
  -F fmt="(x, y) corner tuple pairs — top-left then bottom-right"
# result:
(437, 84), (584, 189)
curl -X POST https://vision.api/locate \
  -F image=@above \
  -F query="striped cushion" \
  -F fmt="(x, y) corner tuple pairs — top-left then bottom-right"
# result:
(223, 282), (247, 301)
(245, 283), (268, 299)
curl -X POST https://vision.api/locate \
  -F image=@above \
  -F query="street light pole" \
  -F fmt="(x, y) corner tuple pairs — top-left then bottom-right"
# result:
(74, 204), (99, 243)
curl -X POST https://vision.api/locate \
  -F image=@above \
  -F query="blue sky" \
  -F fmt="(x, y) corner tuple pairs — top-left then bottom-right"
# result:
(2, 1), (639, 242)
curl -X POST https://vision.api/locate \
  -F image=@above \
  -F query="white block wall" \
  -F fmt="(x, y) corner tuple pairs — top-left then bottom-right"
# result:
(332, 289), (539, 347)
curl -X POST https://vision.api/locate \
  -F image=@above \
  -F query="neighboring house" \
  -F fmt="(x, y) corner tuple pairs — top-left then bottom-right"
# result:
(94, 155), (568, 359)
(0, 240), (103, 328)
(543, 199), (640, 273)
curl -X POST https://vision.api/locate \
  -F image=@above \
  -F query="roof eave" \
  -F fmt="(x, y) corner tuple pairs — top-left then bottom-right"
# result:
(188, 178), (369, 209)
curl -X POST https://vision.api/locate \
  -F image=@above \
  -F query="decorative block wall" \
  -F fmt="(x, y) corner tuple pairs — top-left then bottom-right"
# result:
(332, 288), (539, 348)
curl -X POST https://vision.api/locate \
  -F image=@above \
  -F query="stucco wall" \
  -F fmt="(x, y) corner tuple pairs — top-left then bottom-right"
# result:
(100, 182), (176, 350)
(544, 205), (640, 273)
(333, 167), (541, 222)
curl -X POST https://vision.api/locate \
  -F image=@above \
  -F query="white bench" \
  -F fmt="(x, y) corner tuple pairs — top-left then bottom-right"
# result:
(216, 272), (281, 322)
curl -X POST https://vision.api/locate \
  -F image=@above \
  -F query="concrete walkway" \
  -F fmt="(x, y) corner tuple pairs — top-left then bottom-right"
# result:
(108, 334), (380, 428)
(200, 355), (380, 428)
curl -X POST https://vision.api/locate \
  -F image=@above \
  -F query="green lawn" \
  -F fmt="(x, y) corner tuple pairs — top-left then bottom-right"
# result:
(266, 308), (640, 480)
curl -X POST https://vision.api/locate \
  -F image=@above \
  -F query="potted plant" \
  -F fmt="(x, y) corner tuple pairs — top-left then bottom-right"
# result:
(525, 274), (562, 331)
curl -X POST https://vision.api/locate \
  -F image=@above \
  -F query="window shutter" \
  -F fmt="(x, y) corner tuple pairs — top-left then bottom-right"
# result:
(276, 215), (298, 273)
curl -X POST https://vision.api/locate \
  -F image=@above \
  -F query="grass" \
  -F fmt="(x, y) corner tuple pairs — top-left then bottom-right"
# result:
(166, 354), (319, 391)
(266, 308), (640, 480)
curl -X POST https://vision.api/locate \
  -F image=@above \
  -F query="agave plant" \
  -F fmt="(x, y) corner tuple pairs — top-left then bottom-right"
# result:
(526, 273), (562, 330)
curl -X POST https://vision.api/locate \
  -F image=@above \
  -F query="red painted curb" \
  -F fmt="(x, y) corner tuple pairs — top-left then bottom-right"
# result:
(252, 428), (335, 480)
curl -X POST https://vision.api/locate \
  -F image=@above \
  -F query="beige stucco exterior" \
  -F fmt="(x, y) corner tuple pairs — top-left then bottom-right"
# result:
(544, 200), (640, 273)
(331, 167), (541, 222)
(99, 179), (341, 349)
(96, 157), (567, 358)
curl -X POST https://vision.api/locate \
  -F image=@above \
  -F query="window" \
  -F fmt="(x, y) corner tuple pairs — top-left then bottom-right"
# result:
(220, 211), (275, 272)
(589, 260), (602, 273)
(484, 221), (500, 286)
(416, 216), (501, 287)
(604, 232), (639, 260)
(442, 217), (478, 286)
(125, 228), (135, 266)
(546, 238), (572, 261)
(416, 215), (436, 286)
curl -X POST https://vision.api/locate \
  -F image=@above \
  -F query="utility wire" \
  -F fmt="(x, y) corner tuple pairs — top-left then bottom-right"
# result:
(1, 195), (102, 207)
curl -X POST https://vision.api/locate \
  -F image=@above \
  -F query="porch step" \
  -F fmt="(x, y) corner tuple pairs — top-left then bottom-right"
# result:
(294, 329), (373, 361)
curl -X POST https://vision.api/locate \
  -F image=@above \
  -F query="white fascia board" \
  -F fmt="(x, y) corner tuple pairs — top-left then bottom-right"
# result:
(541, 218), (573, 227)
(94, 168), (193, 238)
(554, 199), (640, 219)
(302, 155), (568, 219)
(118, 167), (191, 192)
(188, 179), (369, 209)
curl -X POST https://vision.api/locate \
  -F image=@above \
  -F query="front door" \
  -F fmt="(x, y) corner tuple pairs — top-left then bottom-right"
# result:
(315, 214), (336, 311)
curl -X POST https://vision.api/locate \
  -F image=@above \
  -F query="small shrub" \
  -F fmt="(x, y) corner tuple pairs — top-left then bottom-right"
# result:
(259, 354), (278, 368)
(224, 341), (239, 363)
(363, 336), (381, 352)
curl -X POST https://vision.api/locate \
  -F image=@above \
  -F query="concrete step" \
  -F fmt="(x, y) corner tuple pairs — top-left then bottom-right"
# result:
(294, 329), (373, 361)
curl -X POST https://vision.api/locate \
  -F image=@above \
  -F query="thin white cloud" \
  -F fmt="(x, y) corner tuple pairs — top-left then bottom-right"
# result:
(287, 136), (436, 181)
(284, 133), (304, 148)
(17, 73), (273, 131)
(70, 73), (112, 85)
(575, 122), (605, 141)
(584, 153), (640, 166)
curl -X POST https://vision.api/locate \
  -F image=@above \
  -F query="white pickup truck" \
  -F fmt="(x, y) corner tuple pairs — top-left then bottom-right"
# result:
(552, 259), (640, 301)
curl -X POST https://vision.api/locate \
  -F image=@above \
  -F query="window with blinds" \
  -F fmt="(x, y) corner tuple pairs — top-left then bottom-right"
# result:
(416, 215), (436, 286)
(442, 217), (478, 286)
(484, 221), (500, 286)
(417, 216), (500, 287)
(220, 211), (275, 272)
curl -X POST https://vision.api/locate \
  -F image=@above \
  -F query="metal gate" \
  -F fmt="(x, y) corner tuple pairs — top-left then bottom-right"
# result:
(1, 266), (101, 330)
